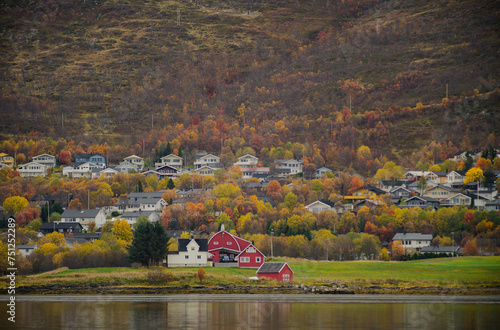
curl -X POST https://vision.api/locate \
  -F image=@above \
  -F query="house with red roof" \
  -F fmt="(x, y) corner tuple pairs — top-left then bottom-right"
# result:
(208, 224), (265, 268)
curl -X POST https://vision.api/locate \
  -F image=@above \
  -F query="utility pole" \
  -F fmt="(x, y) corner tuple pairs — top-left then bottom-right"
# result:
(177, 9), (180, 26)
(349, 94), (352, 111)
(151, 114), (154, 131)
(446, 83), (449, 99)
(88, 190), (90, 209)
(270, 229), (274, 260)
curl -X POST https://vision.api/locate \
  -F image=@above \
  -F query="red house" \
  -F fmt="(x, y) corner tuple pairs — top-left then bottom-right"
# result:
(256, 262), (294, 282)
(208, 225), (265, 268)
(236, 244), (265, 268)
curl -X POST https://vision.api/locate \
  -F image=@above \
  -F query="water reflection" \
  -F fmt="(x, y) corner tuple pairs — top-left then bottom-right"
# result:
(1, 295), (499, 329)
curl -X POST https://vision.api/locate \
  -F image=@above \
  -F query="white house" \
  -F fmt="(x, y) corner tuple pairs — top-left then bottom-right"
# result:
(60, 208), (107, 229)
(276, 159), (303, 175)
(192, 166), (216, 177)
(194, 153), (221, 169)
(120, 211), (161, 227)
(155, 153), (183, 170)
(63, 162), (105, 178)
(446, 171), (466, 186)
(305, 200), (335, 213)
(32, 154), (57, 168)
(123, 155), (145, 171)
(444, 193), (472, 207)
(167, 238), (210, 267)
(392, 233), (432, 252)
(233, 154), (259, 167)
(113, 192), (167, 213)
(17, 162), (49, 177)
(16, 244), (38, 258)
(91, 167), (118, 179)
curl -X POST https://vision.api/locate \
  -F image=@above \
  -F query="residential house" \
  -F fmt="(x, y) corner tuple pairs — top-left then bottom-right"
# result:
(208, 225), (264, 268)
(167, 238), (210, 267)
(39, 222), (83, 235)
(305, 200), (336, 213)
(443, 193), (472, 207)
(0, 153), (14, 166)
(192, 166), (216, 177)
(276, 159), (303, 175)
(63, 162), (105, 178)
(344, 185), (388, 201)
(91, 167), (118, 179)
(74, 153), (106, 166)
(237, 244), (266, 268)
(17, 162), (49, 177)
(241, 182), (268, 196)
(379, 180), (410, 192)
(420, 246), (462, 256)
(431, 171), (448, 184)
(316, 166), (334, 178)
(32, 154), (57, 168)
(256, 262), (294, 282)
(120, 210), (161, 226)
(485, 199), (500, 211)
(240, 167), (270, 180)
(404, 171), (439, 184)
(423, 184), (461, 202)
(451, 151), (467, 162)
(16, 244), (38, 258)
(389, 186), (414, 205)
(392, 233), (432, 252)
(150, 165), (179, 179)
(60, 209), (107, 229)
(233, 154), (259, 167)
(0, 162), (9, 170)
(155, 153), (183, 170)
(402, 196), (440, 210)
(354, 199), (386, 210)
(123, 155), (144, 171)
(446, 171), (466, 186)
(113, 192), (167, 213)
(194, 153), (222, 169)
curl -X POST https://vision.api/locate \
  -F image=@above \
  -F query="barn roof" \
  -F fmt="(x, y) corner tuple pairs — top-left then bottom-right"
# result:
(256, 262), (293, 274)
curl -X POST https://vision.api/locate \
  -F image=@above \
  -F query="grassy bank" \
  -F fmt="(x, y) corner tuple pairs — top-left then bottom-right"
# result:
(6, 257), (500, 294)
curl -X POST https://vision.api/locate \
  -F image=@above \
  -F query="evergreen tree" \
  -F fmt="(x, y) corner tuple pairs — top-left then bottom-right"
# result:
(128, 218), (170, 267)
(165, 142), (172, 156)
(136, 180), (144, 192)
(178, 146), (183, 158)
(464, 152), (473, 172)
(167, 178), (175, 190)
(483, 169), (496, 189)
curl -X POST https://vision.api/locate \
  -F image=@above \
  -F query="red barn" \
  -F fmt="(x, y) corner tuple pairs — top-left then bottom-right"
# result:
(208, 226), (265, 268)
(236, 244), (265, 268)
(256, 262), (294, 282)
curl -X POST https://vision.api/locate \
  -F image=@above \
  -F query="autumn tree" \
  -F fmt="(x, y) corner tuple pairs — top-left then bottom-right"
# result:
(464, 168), (484, 184)
(391, 240), (405, 260)
(128, 218), (170, 267)
(3, 196), (29, 216)
(113, 218), (133, 243)
(462, 240), (479, 256)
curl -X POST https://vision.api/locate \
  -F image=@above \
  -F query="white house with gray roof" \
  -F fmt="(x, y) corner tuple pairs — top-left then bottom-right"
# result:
(392, 233), (432, 252)
(155, 153), (183, 170)
(17, 162), (49, 177)
(32, 154), (57, 168)
(123, 155), (145, 171)
(113, 192), (167, 213)
(60, 208), (107, 229)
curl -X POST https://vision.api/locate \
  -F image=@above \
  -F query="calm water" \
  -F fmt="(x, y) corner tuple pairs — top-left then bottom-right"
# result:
(1, 294), (499, 329)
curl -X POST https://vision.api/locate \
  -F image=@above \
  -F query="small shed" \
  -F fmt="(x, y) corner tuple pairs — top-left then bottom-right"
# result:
(256, 262), (293, 282)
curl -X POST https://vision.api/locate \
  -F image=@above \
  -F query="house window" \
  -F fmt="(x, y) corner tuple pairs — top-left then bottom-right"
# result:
(214, 241), (218, 245)
(248, 247), (255, 253)
(283, 274), (290, 282)
(185, 255), (189, 259)
(227, 242), (232, 245)
(240, 257), (249, 263)
(197, 255), (202, 259)
(256, 257), (261, 263)
(191, 247), (195, 251)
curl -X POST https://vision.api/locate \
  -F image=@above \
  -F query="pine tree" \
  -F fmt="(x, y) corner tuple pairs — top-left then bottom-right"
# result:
(136, 180), (143, 192)
(165, 142), (172, 156)
(167, 178), (175, 190)
(128, 218), (170, 267)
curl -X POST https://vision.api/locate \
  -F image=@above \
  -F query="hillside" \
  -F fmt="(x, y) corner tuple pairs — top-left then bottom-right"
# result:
(0, 0), (499, 162)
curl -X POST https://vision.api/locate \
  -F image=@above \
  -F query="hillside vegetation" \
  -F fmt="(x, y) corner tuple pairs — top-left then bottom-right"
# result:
(0, 0), (499, 161)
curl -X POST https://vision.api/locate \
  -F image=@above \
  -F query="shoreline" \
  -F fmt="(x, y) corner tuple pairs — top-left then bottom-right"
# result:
(9, 283), (500, 295)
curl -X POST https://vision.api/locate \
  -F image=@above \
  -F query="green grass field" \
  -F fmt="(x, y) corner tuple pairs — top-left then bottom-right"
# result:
(19, 257), (500, 289)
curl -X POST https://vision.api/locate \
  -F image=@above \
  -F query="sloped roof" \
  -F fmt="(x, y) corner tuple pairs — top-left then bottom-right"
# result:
(40, 222), (83, 230)
(61, 209), (103, 218)
(178, 238), (208, 252)
(392, 233), (433, 241)
(257, 262), (292, 274)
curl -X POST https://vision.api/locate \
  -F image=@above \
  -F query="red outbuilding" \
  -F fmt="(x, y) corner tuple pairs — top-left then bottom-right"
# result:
(256, 262), (294, 282)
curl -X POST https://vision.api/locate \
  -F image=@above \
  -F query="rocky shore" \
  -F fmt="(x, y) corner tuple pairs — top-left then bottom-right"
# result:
(14, 282), (500, 295)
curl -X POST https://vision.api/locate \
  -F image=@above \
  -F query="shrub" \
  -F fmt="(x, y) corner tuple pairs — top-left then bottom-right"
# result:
(147, 267), (174, 284)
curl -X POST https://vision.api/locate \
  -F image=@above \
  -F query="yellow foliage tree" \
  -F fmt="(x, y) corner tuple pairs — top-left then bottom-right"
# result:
(39, 232), (65, 246)
(112, 218), (133, 243)
(464, 167), (484, 184)
(2, 196), (29, 215)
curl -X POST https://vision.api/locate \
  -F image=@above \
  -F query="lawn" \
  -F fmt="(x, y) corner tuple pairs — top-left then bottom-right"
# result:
(15, 257), (500, 289)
